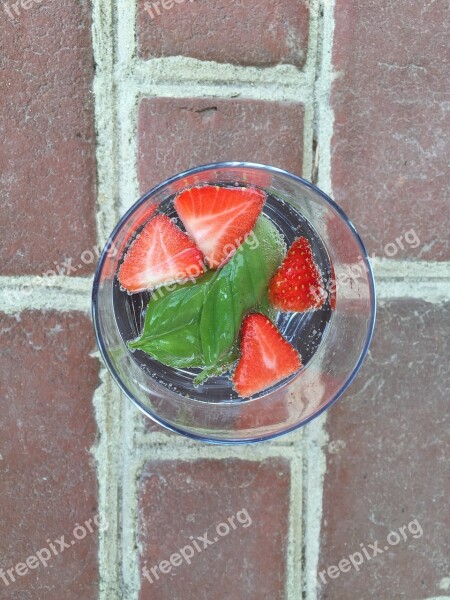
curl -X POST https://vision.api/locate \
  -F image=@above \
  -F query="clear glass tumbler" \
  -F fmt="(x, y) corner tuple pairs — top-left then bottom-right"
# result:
(92, 162), (376, 443)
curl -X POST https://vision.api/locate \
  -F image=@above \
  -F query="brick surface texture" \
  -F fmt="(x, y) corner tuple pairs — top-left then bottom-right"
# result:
(0, 2), (97, 275)
(319, 300), (450, 598)
(137, 0), (310, 67)
(331, 0), (450, 260)
(0, 312), (99, 599)
(1, 0), (449, 598)
(138, 97), (304, 192)
(138, 459), (290, 599)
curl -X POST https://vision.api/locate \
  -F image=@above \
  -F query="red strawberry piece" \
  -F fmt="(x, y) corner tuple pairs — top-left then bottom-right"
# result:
(233, 313), (302, 398)
(174, 185), (266, 268)
(101, 205), (158, 283)
(268, 237), (326, 312)
(118, 214), (205, 293)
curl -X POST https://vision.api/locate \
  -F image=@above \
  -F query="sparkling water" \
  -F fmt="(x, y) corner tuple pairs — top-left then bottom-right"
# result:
(113, 188), (334, 402)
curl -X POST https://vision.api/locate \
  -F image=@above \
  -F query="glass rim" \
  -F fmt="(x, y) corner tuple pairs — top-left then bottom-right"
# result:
(92, 161), (377, 444)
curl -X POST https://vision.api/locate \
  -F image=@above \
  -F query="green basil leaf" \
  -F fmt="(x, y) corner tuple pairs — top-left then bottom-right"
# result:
(199, 216), (285, 366)
(128, 271), (215, 368)
(132, 271), (215, 341)
(130, 323), (204, 368)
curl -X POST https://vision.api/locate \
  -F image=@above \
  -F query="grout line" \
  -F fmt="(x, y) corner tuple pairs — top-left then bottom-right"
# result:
(114, 4), (142, 598)
(90, 372), (123, 599)
(134, 432), (302, 460)
(302, 100), (316, 182)
(376, 280), (450, 303)
(302, 1), (336, 599)
(286, 452), (304, 600)
(91, 0), (125, 598)
(117, 87), (140, 216)
(115, 0), (140, 216)
(313, 0), (335, 198)
(301, 0), (322, 183)
(119, 401), (144, 599)
(130, 76), (309, 103)
(373, 258), (450, 280)
(301, 415), (329, 600)
(116, 0), (136, 71)
(0, 276), (92, 313)
(92, 0), (120, 246)
(130, 58), (311, 102)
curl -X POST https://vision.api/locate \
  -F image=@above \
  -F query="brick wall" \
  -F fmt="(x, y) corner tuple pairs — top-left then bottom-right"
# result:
(1, 1), (449, 599)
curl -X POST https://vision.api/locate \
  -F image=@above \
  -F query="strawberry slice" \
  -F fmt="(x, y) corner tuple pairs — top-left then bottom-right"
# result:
(118, 215), (205, 293)
(269, 237), (326, 312)
(174, 185), (265, 268)
(233, 313), (302, 398)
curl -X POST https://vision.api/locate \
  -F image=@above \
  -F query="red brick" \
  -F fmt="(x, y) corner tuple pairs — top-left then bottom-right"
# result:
(138, 97), (304, 192)
(331, 0), (450, 260)
(0, 312), (99, 599)
(319, 300), (450, 598)
(138, 458), (290, 599)
(0, 2), (97, 275)
(137, 0), (309, 67)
